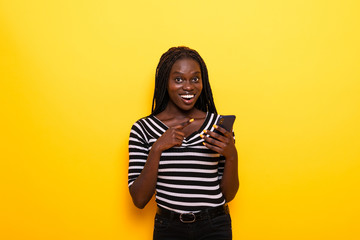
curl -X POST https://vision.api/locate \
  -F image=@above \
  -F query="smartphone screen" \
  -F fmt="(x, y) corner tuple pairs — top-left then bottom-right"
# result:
(214, 115), (236, 134)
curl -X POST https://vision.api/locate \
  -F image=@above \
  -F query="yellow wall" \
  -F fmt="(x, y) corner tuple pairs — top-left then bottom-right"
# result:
(1, 0), (359, 239)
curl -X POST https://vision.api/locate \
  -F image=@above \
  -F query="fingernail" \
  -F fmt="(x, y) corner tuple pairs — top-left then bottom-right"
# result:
(202, 130), (207, 133)
(199, 134), (204, 138)
(213, 124), (218, 129)
(189, 118), (194, 123)
(202, 142), (206, 146)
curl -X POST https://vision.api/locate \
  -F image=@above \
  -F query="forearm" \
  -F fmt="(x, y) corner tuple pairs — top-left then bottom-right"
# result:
(220, 154), (239, 202)
(129, 144), (162, 209)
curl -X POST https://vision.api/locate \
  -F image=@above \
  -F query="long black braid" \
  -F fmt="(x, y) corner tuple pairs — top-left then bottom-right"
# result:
(151, 46), (217, 115)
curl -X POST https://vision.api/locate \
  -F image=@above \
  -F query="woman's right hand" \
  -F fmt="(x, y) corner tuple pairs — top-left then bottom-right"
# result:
(153, 118), (194, 152)
(129, 118), (194, 209)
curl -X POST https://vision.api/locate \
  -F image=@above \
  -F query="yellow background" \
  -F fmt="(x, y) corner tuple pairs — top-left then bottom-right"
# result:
(1, 0), (359, 239)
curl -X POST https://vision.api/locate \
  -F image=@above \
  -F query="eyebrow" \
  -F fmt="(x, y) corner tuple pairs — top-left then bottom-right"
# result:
(171, 71), (201, 75)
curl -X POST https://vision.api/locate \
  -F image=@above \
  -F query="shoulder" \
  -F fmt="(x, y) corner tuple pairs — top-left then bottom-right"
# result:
(207, 112), (220, 122)
(131, 114), (153, 127)
(129, 115), (150, 134)
(129, 115), (154, 143)
(130, 114), (164, 134)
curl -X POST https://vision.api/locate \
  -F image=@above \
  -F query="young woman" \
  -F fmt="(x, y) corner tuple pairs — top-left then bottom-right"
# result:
(128, 46), (239, 240)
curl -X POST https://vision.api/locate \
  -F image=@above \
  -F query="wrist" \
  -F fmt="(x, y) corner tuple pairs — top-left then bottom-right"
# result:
(225, 153), (238, 162)
(151, 141), (164, 153)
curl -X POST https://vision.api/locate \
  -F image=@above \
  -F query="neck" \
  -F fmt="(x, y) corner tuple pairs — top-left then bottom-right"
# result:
(158, 102), (200, 120)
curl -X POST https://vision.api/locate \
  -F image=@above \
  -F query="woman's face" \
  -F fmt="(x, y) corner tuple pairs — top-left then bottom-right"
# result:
(167, 58), (203, 112)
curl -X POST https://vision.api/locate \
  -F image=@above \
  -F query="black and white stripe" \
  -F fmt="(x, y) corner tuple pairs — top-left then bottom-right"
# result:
(128, 113), (226, 213)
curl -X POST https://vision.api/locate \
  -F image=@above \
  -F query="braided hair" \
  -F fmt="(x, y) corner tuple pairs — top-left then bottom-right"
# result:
(151, 46), (217, 115)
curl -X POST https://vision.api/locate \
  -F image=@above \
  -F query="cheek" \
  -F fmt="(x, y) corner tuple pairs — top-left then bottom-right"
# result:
(197, 83), (203, 93)
(167, 85), (175, 93)
(167, 82), (173, 94)
(167, 84), (179, 98)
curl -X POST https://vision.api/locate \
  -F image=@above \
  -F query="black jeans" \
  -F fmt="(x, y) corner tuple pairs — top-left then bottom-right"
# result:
(153, 211), (232, 240)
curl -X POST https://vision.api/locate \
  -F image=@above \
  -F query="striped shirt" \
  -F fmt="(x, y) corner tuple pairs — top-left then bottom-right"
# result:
(128, 112), (226, 213)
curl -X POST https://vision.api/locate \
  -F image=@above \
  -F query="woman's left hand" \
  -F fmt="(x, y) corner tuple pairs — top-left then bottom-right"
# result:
(200, 125), (237, 160)
(201, 125), (239, 202)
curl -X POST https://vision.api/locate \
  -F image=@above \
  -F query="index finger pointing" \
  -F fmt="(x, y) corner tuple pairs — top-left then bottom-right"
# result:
(175, 118), (194, 129)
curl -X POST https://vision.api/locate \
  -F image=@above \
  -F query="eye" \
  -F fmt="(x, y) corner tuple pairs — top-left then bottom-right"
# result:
(175, 77), (183, 83)
(192, 77), (200, 82)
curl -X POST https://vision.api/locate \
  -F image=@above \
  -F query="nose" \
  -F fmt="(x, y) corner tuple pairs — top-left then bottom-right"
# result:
(182, 80), (194, 91)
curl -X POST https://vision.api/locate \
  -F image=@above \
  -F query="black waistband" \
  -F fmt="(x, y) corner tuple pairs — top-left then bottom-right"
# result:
(156, 205), (229, 223)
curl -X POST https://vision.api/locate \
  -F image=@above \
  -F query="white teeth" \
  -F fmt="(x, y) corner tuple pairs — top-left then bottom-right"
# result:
(181, 94), (194, 99)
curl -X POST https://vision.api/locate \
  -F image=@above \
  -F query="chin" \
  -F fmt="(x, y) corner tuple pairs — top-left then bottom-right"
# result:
(180, 103), (197, 112)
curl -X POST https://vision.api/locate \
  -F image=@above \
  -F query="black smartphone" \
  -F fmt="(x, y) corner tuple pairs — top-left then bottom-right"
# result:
(214, 115), (236, 134)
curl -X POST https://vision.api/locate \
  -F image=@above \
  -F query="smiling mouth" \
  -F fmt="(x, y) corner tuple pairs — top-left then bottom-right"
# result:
(180, 94), (195, 100)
